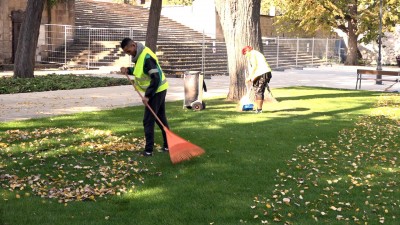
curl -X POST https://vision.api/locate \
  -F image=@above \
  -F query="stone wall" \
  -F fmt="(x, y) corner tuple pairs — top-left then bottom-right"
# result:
(0, 0), (27, 64)
(0, 0), (75, 64)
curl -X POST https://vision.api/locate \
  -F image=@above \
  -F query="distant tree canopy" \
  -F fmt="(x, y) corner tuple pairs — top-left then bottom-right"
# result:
(265, 0), (400, 65)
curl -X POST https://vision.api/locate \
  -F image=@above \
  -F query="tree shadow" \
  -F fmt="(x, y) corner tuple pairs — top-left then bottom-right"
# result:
(275, 86), (382, 102)
(270, 107), (310, 113)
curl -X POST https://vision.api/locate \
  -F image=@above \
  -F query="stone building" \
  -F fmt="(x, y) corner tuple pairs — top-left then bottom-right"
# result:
(0, 0), (75, 64)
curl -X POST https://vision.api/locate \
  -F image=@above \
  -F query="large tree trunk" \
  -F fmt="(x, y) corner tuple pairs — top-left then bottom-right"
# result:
(13, 0), (46, 78)
(346, 28), (359, 65)
(215, 0), (262, 101)
(145, 0), (162, 52)
(344, 4), (359, 65)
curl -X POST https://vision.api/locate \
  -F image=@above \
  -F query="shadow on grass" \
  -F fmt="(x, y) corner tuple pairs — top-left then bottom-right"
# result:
(270, 107), (310, 113)
(275, 86), (382, 102)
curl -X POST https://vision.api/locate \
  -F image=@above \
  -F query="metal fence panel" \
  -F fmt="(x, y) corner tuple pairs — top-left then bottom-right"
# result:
(262, 37), (345, 69)
(39, 25), (345, 71)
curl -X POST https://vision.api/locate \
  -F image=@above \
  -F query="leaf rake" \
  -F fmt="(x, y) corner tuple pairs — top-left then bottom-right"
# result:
(124, 74), (205, 164)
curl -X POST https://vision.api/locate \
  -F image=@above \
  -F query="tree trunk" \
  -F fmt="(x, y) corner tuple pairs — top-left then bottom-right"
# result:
(145, 0), (162, 52)
(344, 4), (359, 65)
(215, 0), (262, 101)
(345, 22), (359, 65)
(13, 0), (46, 78)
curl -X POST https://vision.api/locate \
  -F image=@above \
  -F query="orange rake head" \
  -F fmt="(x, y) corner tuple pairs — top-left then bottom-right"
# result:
(165, 128), (205, 164)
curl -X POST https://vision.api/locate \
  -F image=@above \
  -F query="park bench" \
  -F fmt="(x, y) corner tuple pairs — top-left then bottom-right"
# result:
(355, 69), (400, 90)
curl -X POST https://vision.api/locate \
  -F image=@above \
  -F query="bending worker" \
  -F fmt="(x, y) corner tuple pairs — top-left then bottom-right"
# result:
(120, 38), (169, 157)
(242, 46), (272, 114)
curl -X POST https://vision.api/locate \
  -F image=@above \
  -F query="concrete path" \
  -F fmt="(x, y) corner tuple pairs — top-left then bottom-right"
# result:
(1, 65), (399, 122)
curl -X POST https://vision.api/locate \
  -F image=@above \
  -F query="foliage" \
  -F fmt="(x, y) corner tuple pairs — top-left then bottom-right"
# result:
(268, 0), (399, 65)
(1, 87), (397, 224)
(0, 74), (130, 94)
(260, 0), (275, 15)
(271, 0), (400, 44)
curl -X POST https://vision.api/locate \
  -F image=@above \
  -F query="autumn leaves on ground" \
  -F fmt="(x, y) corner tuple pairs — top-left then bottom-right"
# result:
(0, 128), (147, 202)
(252, 95), (400, 224)
(0, 88), (399, 224)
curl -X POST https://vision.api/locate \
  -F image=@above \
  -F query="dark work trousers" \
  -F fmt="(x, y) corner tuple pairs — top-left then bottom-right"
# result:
(253, 73), (268, 100)
(143, 90), (169, 152)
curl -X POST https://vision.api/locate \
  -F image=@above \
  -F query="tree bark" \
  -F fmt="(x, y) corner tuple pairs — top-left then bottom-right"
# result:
(346, 26), (359, 65)
(344, 4), (359, 65)
(145, 0), (162, 52)
(13, 0), (46, 78)
(215, 0), (262, 101)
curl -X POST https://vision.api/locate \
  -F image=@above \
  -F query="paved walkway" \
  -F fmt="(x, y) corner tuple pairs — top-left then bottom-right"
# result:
(1, 65), (399, 122)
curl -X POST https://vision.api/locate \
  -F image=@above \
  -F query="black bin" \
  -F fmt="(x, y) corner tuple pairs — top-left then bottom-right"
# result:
(183, 71), (206, 110)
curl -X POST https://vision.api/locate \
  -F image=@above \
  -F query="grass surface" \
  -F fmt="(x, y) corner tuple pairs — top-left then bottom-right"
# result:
(0, 87), (399, 225)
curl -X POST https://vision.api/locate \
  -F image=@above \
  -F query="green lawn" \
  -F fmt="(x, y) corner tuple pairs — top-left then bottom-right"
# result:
(0, 87), (399, 225)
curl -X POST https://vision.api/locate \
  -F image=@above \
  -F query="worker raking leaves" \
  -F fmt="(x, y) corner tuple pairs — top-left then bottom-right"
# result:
(120, 38), (170, 157)
(120, 38), (205, 164)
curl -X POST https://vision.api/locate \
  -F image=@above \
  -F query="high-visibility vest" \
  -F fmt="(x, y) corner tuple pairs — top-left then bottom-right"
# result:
(133, 47), (168, 93)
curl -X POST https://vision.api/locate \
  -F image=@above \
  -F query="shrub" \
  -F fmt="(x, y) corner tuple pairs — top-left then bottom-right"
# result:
(0, 74), (130, 94)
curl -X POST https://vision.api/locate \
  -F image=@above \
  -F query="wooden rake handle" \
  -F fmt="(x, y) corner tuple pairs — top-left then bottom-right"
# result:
(124, 74), (167, 129)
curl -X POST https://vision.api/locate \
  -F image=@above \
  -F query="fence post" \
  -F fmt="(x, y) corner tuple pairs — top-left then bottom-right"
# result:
(128, 28), (133, 67)
(296, 37), (299, 66)
(338, 39), (342, 63)
(312, 37), (315, 66)
(276, 36), (279, 68)
(202, 29), (205, 76)
(64, 25), (67, 66)
(88, 28), (91, 69)
(325, 38), (329, 64)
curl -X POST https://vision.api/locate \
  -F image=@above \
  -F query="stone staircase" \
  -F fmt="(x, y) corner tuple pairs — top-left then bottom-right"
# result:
(263, 41), (323, 69)
(45, 0), (324, 74)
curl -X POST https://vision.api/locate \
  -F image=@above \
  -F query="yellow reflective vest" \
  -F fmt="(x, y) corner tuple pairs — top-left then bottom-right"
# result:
(245, 50), (271, 81)
(133, 47), (168, 93)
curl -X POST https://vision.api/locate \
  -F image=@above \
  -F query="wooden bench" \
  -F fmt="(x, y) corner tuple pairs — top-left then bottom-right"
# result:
(356, 69), (400, 90)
